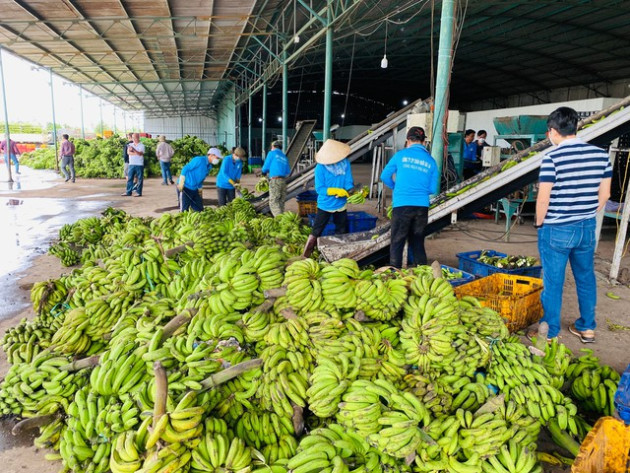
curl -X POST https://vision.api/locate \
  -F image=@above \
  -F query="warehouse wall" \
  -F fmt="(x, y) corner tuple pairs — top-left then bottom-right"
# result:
(143, 115), (220, 144)
(464, 97), (622, 147)
(216, 86), (237, 149)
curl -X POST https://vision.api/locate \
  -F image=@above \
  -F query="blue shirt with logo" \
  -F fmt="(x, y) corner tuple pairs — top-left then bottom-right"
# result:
(315, 159), (354, 212)
(381, 143), (438, 208)
(262, 149), (291, 178)
(216, 156), (243, 189)
(180, 156), (213, 191)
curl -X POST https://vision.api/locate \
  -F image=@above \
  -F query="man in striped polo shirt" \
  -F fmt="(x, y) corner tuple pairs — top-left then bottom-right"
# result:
(532, 106), (612, 343)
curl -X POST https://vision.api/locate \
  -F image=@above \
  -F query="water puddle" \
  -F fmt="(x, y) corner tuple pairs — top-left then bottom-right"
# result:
(0, 197), (110, 321)
(0, 167), (59, 192)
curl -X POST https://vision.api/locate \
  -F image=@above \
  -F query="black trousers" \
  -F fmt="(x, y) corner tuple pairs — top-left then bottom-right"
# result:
(217, 187), (236, 206)
(311, 208), (348, 237)
(390, 206), (429, 268)
(181, 188), (204, 212)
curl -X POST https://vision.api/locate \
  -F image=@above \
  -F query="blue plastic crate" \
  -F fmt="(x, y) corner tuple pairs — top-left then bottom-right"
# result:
(457, 250), (542, 278)
(248, 156), (263, 166)
(308, 213), (335, 236)
(441, 265), (475, 287)
(307, 211), (378, 236)
(615, 363), (630, 424)
(347, 211), (378, 233)
(297, 190), (318, 202)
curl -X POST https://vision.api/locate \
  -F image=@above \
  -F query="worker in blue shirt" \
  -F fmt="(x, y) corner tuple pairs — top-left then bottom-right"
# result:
(302, 139), (354, 258)
(261, 141), (291, 216)
(381, 126), (438, 268)
(177, 148), (222, 212)
(216, 146), (246, 206)
(463, 129), (480, 179)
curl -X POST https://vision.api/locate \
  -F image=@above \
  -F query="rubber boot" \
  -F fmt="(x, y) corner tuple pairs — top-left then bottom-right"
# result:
(301, 235), (317, 258)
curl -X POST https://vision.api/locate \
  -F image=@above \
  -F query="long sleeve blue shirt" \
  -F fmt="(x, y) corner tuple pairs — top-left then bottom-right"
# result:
(181, 156), (212, 190)
(315, 159), (354, 212)
(463, 141), (478, 162)
(216, 157), (243, 189)
(262, 149), (291, 178)
(381, 143), (438, 208)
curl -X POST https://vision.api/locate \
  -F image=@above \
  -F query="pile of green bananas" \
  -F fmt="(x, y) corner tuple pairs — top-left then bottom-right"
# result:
(1, 199), (623, 473)
(477, 250), (538, 269)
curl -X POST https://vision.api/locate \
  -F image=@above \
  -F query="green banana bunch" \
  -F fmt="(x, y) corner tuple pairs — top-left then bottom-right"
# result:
(321, 259), (360, 310)
(355, 273), (408, 321)
(538, 338), (572, 388)
(235, 409), (295, 449)
(287, 423), (383, 473)
(255, 176), (269, 193)
(481, 438), (541, 473)
(50, 307), (92, 355)
(89, 341), (149, 396)
(49, 242), (80, 266)
(347, 186), (369, 204)
(30, 278), (69, 319)
(1, 316), (58, 364)
(566, 349), (620, 416)
(284, 258), (326, 313)
(307, 354), (359, 418)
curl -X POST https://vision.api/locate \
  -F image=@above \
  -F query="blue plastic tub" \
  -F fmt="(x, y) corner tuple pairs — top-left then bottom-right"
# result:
(614, 363), (630, 424)
(297, 190), (318, 202)
(248, 156), (263, 166)
(308, 211), (378, 236)
(441, 265), (475, 287)
(457, 250), (542, 278)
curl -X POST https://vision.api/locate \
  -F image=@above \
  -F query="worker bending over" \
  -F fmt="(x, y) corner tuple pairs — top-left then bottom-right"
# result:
(216, 147), (245, 206)
(177, 148), (221, 212)
(381, 126), (438, 268)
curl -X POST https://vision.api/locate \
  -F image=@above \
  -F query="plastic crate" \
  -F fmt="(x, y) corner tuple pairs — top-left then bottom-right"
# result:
(441, 265), (475, 288)
(248, 164), (261, 174)
(347, 211), (378, 233)
(308, 213), (335, 236)
(454, 273), (543, 332)
(615, 363), (630, 424)
(571, 416), (630, 473)
(457, 249), (542, 278)
(298, 200), (318, 217)
(248, 156), (263, 166)
(296, 190), (318, 202)
(307, 211), (378, 236)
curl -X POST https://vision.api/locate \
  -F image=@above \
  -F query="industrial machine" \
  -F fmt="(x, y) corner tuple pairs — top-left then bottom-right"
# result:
(493, 115), (548, 159)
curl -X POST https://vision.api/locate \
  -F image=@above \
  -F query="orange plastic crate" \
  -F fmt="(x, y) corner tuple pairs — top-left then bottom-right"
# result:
(297, 200), (317, 217)
(571, 416), (630, 473)
(454, 273), (543, 332)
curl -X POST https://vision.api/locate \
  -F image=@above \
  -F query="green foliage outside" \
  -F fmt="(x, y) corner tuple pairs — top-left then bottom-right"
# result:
(20, 135), (230, 179)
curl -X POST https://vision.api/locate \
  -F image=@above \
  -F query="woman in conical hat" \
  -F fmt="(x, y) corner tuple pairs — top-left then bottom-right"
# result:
(302, 139), (355, 258)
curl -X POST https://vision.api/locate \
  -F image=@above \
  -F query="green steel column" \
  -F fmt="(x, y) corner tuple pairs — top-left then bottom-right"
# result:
(248, 93), (253, 156)
(282, 51), (288, 150)
(49, 68), (59, 172)
(262, 83), (268, 158)
(0, 47), (13, 182)
(180, 116), (184, 138)
(79, 85), (85, 139)
(323, 5), (333, 141)
(430, 0), (456, 193)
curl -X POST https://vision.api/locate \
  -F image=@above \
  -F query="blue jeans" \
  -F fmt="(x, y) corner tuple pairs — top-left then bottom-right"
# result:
(537, 218), (597, 338)
(126, 165), (144, 195)
(5, 153), (19, 173)
(217, 187), (235, 206)
(160, 161), (172, 184)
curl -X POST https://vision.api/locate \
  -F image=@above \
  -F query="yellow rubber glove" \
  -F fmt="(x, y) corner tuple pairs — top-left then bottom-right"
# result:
(228, 179), (236, 187)
(327, 187), (349, 198)
(177, 176), (185, 191)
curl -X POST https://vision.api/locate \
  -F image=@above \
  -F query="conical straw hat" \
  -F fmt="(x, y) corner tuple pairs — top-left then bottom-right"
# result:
(315, 139), (351, 164)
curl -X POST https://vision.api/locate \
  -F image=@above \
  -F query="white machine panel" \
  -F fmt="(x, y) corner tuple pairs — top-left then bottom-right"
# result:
(447, 111), (465, 132)
(482, 146), (501, 167)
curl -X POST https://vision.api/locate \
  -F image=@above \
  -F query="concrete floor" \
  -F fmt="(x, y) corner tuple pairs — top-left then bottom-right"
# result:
(0, 163), (628, 472)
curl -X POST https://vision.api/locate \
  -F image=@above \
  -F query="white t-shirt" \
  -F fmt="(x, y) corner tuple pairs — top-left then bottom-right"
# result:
(128, 142), (145, 166)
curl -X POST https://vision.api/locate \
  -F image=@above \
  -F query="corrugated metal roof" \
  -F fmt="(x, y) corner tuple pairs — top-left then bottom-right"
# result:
(1, 0), (629, 115)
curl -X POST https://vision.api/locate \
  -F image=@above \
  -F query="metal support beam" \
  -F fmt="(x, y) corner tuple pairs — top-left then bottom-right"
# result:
(431, 0), (456, 194)
(248, 93), (253, 156)
(49, 68), (59, 172)
(282, 52), (288, 150)
(180, 115), (184, 138)
(323, 6), (333, 141)
(79, 85), (85, 139)
(610, 177), (630, 281)
(0, 47), (13, 182)
(262, 83), (267, 159)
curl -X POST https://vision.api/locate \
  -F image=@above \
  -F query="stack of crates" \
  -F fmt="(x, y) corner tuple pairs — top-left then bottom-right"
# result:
(248, 156), (263, 173)
(296, 191), (318, 217)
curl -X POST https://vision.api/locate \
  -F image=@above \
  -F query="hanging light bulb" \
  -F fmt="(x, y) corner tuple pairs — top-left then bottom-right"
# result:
(294, 34), (300, 44)
(380, 21), (388, 69)
(293, 0), (300, 44)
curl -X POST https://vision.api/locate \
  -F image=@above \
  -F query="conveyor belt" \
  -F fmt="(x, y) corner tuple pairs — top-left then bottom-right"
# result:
(287, 120), (317, 174)
(318, 96), (630, 266)
(252, 97), (429, 214)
